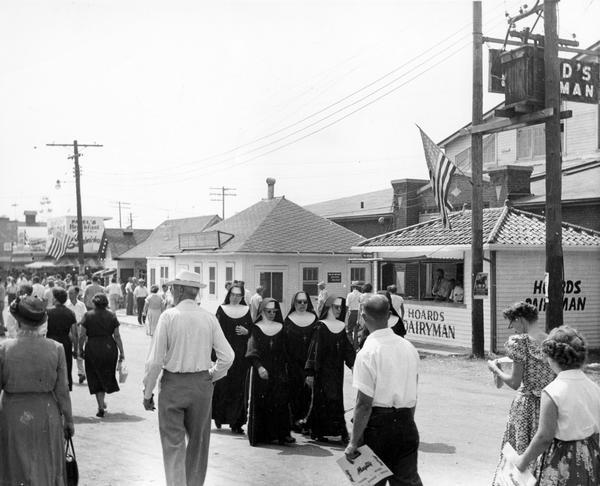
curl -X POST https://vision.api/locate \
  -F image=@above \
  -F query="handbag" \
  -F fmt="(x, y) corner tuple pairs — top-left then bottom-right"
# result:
(118, 360), (129, 384)
(65, 436), (79, 486)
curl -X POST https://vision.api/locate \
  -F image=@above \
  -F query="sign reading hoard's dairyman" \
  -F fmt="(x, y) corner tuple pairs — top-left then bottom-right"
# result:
(559, 59), (598, 103)
(526, 278), (587, 312)
(327, 272), (342, 283)
(404, 308), (456, 340)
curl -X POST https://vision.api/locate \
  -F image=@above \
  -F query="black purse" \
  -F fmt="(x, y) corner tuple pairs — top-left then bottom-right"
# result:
(65, 436), (79, 486)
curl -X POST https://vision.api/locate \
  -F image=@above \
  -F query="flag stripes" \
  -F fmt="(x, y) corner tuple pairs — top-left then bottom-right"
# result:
(47, 232), (76, 260)
(418, 126), (457, 228)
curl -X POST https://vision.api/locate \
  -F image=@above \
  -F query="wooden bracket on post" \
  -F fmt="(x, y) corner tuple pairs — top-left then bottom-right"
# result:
(470, 108), (572, 135)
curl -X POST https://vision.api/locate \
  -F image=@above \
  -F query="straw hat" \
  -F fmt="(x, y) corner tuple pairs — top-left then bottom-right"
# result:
(166, 270), (206, 289)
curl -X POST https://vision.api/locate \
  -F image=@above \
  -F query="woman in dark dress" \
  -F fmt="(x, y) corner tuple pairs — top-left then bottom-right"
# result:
(46, 287), (78, 391)
(246, 298), (295, 446)
(78, 293), (125, 417)
(305, 296), (355, 443)
(212, 283), (252, 433)
(283, 291), (318, 433)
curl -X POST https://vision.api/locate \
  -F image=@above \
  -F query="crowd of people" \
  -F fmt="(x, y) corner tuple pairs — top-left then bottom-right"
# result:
(0, 269), (599, 486)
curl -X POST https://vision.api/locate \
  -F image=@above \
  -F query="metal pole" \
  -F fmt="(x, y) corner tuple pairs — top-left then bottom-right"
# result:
(471, 1), (485, 358)
(222, 187), (226, 220)
(544, 0), (564, 330)
(73, 140), (85, 276)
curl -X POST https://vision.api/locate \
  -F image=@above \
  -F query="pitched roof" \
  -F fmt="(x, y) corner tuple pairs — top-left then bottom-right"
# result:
(104, 228), (153, 258)
(304, 188), (394, 219)
(516, 159), (600, 205)
(357, 205), (600, 248)
(119, 215), (221, 259)
(176, 197), (363, 255)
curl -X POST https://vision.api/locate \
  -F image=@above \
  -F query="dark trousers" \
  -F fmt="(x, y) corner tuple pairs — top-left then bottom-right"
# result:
(346, 310), (359, 350)
(364, 407), (422, 486)
(137, 297), (146, 324)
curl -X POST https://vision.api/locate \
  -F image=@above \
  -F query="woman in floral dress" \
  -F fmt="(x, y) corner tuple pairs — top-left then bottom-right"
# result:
(487, 302), (556, 483)
(515, 325), (600, 485)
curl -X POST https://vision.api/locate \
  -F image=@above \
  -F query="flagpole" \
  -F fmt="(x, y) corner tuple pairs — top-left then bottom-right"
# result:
(471, 1), (485, 358)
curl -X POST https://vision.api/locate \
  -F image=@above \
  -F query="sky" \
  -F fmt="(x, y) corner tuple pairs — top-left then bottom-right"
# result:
(1, 0), (598, 229)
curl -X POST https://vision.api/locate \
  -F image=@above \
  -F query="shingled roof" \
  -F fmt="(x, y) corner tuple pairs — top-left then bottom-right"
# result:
(104, 228), (153, 258)
(119, 215), (221, 259)
(173, 197), (363, 255)
(304, 188), (394, 219)
(357, 205), (600, 249)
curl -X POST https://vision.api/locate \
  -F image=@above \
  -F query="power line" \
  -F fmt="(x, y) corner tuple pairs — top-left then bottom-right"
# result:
(85, 20), (484, 181)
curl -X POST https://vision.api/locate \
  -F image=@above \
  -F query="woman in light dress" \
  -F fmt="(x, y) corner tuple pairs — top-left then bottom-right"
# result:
(143, 285), (164, 337)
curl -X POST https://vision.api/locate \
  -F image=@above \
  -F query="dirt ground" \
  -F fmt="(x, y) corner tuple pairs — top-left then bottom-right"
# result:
(3, 308), (598, 485)
(66, 319), (517, 486)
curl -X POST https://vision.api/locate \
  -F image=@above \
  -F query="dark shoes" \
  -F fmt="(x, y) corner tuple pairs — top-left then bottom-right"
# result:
(96, 409), (105, 418)
(278, 435), (296, 445)
(214, 420), (222, 429)
(78, 375), (86, 384)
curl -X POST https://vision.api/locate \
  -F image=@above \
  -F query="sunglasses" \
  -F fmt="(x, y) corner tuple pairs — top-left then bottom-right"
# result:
(296, 300), (308, 304)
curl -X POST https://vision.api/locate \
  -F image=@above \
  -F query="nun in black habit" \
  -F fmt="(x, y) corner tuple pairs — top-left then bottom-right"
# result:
(305, 296), (355, 443)
(245, 298), (295, 446)
(212, 283), (252, 433)
(283, 291), (318, 433)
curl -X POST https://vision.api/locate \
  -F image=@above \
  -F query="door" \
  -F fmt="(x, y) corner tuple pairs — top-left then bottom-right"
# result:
(259, 271), (284, 303)
(120, 268), (134, 282)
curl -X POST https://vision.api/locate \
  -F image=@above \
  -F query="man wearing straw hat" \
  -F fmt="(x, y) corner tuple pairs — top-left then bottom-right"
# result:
(142, 270), (234, 486)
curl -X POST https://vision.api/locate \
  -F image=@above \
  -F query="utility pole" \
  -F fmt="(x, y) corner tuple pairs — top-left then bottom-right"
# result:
(471, 0), (485, 358)
(543, 0), (564, 330)
(47, 140), (102, 275)
(209, 186), (237, 219)
(109, 201), (131, 229)
(129, 212), (133, 229)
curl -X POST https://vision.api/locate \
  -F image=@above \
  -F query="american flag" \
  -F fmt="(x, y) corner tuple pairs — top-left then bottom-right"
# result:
(418, 126), (457, 228)
(47, 232), (76, 260)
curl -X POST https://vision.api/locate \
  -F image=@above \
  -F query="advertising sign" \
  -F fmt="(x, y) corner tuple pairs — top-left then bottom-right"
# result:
(327, 272), (342, 283)
(13, 226), (48, 253)
(47, 216), (105, 254)
(473, 272), (489, 299)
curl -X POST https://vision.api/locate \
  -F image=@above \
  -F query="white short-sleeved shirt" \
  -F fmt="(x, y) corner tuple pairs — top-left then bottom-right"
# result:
(544, 369), (600, 441)
(353, 328), (419, 408)
(346, 290), (361, 311)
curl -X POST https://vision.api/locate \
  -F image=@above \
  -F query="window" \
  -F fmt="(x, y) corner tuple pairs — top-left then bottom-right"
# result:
(350, 267), (366, 283)
(159, 266), (169, 285)
(453, 135), (496, 169)
(208, 264), (217, 296)
(302, 267), (319, 297)
(193, 265), (203, 298)
(150, 268), (156, 287)
(517, 125), (546, 159)
(410, 261), (464, 302)
(225, 264), (234, 283)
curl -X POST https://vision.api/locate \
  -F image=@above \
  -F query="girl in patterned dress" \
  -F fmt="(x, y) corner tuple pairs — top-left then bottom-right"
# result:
(515, 326), (600, 485)
(487, 302), (556, 483)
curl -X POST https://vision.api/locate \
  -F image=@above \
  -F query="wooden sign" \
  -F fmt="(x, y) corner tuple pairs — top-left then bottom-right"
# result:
(559, 58), (598, 103)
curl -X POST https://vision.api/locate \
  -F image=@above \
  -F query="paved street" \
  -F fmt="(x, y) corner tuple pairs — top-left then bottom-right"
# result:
(40, 309), (512, 486)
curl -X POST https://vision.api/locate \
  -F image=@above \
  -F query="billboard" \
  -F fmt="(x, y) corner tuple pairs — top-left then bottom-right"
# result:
(47, 216), (105, 254)
(13, 226), (48, 253)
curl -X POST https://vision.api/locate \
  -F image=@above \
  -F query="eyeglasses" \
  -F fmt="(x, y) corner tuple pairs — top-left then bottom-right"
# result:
(231, 292), (243, 297)
(296, 300), (308, 304)
(265, 309), (277, 314)
(332, 304), (342, 310)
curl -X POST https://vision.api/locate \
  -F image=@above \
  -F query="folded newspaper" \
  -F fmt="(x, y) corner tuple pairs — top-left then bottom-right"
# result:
(496, 443), (536, 486)
(337, 445), (392, 485)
